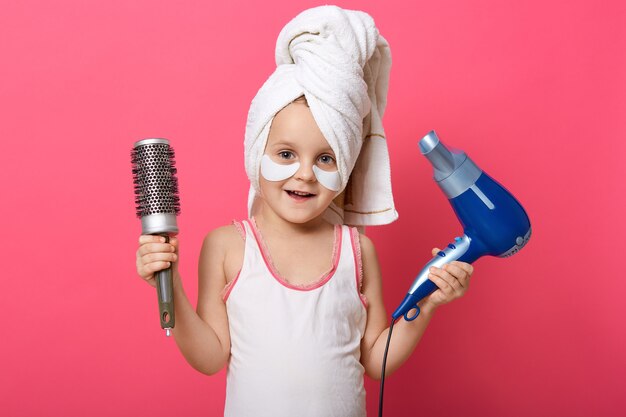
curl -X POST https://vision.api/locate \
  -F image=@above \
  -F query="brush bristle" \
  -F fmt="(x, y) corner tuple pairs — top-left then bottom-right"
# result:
(131, 143), (181, 218)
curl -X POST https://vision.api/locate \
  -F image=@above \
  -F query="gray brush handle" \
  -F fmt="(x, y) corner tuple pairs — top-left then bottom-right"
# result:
(155, 235), (175, 333)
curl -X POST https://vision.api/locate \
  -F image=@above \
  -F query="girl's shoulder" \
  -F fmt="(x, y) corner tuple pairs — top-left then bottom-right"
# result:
(200, 221), (246, 284)
(203, 220), (245, 255)
(356, 231), (376, 253)
(351, 230), (379, 270)
(203, 221), (246, 244)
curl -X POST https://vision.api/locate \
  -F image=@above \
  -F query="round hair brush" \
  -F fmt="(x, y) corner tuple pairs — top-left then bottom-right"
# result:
(131, 138), (180, 336)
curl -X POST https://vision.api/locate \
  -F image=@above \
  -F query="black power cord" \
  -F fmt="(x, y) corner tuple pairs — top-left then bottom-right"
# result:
(378, 316), (398, 417)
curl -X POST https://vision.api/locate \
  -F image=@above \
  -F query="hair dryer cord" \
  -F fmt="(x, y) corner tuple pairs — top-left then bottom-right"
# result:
(378, 316), (397, 417)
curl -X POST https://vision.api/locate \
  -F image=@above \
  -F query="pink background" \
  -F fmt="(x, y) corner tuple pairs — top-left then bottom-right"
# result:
(2, 0), (624, 416)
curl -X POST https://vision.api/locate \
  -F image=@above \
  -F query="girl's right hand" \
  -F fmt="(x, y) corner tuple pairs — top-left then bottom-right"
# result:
(136, 235), (179, 287)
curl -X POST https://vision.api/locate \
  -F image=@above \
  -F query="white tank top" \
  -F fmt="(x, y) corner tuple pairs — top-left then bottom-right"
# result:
(223, 218), (368, 417)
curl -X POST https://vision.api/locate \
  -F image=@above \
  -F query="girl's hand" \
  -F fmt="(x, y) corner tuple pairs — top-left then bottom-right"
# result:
(135, 235), (179, 287)
(419, 247), (473, 313)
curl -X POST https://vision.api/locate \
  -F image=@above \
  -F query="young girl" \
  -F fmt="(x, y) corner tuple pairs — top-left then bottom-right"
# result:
(135, 6), (472, 417)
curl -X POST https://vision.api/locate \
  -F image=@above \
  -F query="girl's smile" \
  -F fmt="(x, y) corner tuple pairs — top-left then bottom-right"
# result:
(285, 189), (316, 201)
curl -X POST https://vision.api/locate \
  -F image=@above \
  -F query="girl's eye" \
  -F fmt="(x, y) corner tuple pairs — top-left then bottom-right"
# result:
(318, 155), (336, 165)
(279, 151), (294, 160)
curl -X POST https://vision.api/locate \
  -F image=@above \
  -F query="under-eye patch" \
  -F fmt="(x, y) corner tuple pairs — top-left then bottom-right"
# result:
(260, 154), (341, 191)
(312, 166), (341, 191)
(260, 154), (300, 181)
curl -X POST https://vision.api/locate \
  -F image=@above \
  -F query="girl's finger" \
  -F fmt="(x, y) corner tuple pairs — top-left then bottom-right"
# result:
(170, 237), (179, 254)
(450, 261), (474, 278)
(146, 261), (172, 273)
(139, 235), (166, 245)
(142, 252), (178, 265)
(431, 247), (441, 256)
(137, 242), (176, 257)
(430, 266), (463, 295)
(427, 272), (453, 297)
(443, 263), (470, 289)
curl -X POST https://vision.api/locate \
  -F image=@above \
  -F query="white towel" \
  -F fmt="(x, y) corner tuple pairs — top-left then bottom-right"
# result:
(244, 5), (398, 226)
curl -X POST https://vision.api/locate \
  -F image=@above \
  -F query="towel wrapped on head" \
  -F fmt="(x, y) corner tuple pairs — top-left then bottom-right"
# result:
(244, 5), (398, 226)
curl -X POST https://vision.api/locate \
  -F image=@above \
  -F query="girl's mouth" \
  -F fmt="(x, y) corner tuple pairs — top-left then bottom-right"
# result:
(286, 190), (315, 201)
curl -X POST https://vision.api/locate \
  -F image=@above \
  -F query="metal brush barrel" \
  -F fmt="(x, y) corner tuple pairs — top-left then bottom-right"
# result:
(132, 138), (180, 335)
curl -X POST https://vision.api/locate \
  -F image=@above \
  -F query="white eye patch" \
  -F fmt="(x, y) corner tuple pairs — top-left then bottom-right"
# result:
(260, 154), (341, 192)
(260, 154), (300, 181)
(312, 166), (341, 191)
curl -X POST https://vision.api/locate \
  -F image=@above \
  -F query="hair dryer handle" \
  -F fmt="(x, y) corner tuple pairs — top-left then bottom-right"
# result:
(392, 234), (483, 321)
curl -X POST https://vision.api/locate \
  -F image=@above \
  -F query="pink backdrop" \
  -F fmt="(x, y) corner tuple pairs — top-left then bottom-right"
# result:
(2, 0), (624, 416)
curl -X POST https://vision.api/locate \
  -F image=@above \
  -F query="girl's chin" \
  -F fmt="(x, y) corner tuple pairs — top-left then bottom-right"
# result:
(277, 207), (325, 224)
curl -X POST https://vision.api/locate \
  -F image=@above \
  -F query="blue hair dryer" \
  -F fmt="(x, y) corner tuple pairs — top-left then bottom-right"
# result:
(392, 131), (532, 321)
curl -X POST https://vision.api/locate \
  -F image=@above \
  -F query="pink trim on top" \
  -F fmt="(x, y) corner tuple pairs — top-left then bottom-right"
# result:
(222, 269), (241, 302)
(247, 217), (342, 291)
(232, 219), (246, 240)
(349, 227), (368, 309)
(221, 220), (246, 303)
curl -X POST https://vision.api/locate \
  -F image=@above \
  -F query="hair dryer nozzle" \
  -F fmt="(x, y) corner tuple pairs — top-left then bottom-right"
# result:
(419, 131), (470, 183)
(418, 130), (442, 154)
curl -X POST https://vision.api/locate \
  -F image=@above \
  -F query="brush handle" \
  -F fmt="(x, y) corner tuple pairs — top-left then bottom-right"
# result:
(155, 235), (175, 333)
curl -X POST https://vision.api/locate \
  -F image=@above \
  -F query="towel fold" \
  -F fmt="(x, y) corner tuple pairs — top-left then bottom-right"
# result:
(244, 5), (398, 226)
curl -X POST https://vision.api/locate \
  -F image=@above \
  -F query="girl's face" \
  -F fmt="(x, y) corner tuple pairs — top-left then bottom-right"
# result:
(259, 100), (339, 224)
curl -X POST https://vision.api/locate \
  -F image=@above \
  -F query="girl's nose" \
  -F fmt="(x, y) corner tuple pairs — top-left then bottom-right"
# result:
(294, 161), (316, 182)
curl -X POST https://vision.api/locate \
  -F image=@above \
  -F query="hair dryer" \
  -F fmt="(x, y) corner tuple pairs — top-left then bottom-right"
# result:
(392, 131), (532, 321)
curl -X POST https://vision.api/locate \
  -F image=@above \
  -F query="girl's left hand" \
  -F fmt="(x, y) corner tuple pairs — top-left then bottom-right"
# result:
(420, 247), (474, 312)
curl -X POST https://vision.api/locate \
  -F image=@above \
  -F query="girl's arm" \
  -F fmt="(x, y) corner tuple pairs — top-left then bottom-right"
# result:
(137, 226), (234, 375)
(170, 226), (235, 375)
(358, 234), (472, 380)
